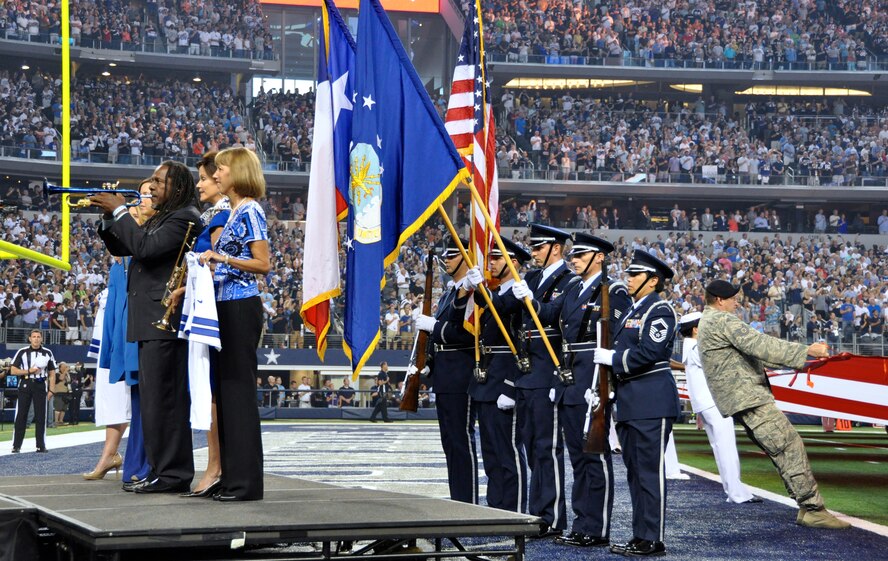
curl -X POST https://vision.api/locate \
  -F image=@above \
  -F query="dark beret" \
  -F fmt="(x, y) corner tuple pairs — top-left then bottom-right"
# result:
(705, 279), (741, 299)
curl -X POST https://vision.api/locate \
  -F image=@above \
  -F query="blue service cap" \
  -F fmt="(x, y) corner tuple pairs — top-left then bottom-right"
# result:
(441, 236), (470, 258)
(490, 238), (532, 263)
(625, 249), (674, 280)
(567, 232), (615, 256)
(528, 223), (570, 247)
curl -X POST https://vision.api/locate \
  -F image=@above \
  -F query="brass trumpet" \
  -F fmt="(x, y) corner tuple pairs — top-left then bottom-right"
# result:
(43, 179), (143, 208)
(153, 222), (197, 332)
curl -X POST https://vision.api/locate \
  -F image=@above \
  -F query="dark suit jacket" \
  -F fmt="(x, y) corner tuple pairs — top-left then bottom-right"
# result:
(98, 206), (201, 342)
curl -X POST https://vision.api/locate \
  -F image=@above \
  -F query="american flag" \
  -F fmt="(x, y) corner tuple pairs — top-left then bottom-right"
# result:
(445, 0), (499, 281)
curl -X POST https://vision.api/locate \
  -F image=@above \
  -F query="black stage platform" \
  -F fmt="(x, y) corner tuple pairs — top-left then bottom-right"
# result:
(0, 475), (540, 561)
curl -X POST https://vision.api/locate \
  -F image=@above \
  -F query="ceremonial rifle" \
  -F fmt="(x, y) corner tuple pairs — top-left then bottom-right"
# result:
(584, 255), (610, 454)
(400, 247), (434, 412)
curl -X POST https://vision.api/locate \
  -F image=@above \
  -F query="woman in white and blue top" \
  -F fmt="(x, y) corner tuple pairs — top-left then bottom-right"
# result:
(198, 147), (270, 502)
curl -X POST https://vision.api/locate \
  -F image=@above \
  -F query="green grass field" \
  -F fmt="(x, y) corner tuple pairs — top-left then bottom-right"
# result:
(673, 424), (888, 527)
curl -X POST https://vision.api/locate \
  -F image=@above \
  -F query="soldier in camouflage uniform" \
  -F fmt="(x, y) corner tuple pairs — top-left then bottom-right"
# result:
(697, 280), (850, 530)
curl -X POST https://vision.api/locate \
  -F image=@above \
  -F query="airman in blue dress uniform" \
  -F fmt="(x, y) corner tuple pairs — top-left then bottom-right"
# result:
(531, 233), (632, 547)
(458, 238), (531, 512)
(594, 249), (680, 557)
(415, 237), (477, 504)
(503, 224), (576, 538)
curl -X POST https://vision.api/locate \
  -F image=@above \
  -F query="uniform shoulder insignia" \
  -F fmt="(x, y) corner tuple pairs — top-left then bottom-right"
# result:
(609, 281), (628, 294)
(639, 300), (677, 338)
(648, 317), (670, 343)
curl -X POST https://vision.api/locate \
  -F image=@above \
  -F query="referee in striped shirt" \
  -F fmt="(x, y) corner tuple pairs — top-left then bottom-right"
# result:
(10, 330), (56, 453)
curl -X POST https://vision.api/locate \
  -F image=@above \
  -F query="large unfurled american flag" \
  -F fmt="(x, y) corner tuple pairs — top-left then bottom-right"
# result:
(445, 1), (499, 281)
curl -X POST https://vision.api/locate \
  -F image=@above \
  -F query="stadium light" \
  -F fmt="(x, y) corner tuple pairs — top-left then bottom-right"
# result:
(193, 75), (202, 83)
(670, 84), (703, 94)
(503, 78), (649, 89)
(21, 62), (29, 70)
(735, 86), (871, 96)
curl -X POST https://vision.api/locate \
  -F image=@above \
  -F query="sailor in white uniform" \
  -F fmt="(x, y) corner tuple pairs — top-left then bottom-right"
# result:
(679, 311), (760, 504)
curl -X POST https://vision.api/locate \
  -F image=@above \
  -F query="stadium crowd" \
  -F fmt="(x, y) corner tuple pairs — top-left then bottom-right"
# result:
(2, 192), (888, 352)
(497, 92), (888, 185)
(0, 0), (273, 59)
(482, 0), (888, 69)
(70, 75), (253, 165)
(248, 89), (314, 168)
(0, 68), (260, 164)
(5, 47), (888, 185)
(6, 68), (887, 190)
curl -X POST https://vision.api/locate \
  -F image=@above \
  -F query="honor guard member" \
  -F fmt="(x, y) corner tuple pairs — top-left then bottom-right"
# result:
(534, 233), (632, 547)
(507, 224), (576, 538)
(459, 238), (531, 513)
(10, 330), (57, 453)
(593, 250), (679, 557)
(415, 237), (478, 504)
(697, 280), (849, 529)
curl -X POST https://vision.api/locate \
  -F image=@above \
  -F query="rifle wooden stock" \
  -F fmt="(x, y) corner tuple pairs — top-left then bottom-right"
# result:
(400, 248), (434, 412)
(584, 258), (610, 454)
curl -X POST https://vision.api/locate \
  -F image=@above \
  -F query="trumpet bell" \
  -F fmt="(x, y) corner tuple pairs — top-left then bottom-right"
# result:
(152, 317), (176, 333)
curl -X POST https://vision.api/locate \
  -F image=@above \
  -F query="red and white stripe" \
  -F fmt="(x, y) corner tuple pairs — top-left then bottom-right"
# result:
(444, 49), (499, 278)
(676, 358), (888, 426)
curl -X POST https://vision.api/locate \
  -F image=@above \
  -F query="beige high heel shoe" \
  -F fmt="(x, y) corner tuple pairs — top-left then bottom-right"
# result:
(83, 452), (123, 480)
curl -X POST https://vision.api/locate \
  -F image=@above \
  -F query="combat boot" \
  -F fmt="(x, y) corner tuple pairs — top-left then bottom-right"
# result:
(797, 508), (851, 529)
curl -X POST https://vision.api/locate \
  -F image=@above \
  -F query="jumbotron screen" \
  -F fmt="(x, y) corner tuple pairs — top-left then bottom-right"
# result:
(259, 0), (440, 13)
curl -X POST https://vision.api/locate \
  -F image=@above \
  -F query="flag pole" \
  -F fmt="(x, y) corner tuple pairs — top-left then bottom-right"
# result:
(437, 206), (520, 357)
(463, 179), (563, 368)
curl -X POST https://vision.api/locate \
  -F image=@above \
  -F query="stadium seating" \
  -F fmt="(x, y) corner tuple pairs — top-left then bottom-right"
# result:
(482, 0), (887, 70)
(0, 0), (273, 59)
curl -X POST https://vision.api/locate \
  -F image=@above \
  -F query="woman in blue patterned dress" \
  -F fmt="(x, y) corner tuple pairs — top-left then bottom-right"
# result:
(198, 147), (270, 501)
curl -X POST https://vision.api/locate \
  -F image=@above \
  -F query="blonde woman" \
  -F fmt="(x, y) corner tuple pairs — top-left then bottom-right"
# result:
(199, 148), (270, 501)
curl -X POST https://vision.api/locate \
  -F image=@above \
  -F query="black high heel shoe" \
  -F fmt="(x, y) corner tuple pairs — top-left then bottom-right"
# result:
(180, 479), (222, 498)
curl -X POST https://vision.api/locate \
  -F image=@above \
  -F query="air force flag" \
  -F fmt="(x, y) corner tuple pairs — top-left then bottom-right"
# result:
(342, 0), (470, 376)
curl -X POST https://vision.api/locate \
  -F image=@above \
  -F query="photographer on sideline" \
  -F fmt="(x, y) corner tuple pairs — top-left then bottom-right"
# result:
(68, 362), (84, 425)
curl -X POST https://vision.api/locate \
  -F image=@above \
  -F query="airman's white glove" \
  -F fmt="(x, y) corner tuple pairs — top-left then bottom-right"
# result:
(512, 280), (532, 300)
(463, 266), (484, 290)
(415, 315), (437, 333)
(548, 388), (556, 402)
(584, 388), (600, 409)
(496, 394), (516, 410)
(594, 348), (615, 366)
(406, 364), (431, 376)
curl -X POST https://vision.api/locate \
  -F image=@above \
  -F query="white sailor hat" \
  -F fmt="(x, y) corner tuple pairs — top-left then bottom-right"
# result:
(679, 311), (702, 325)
